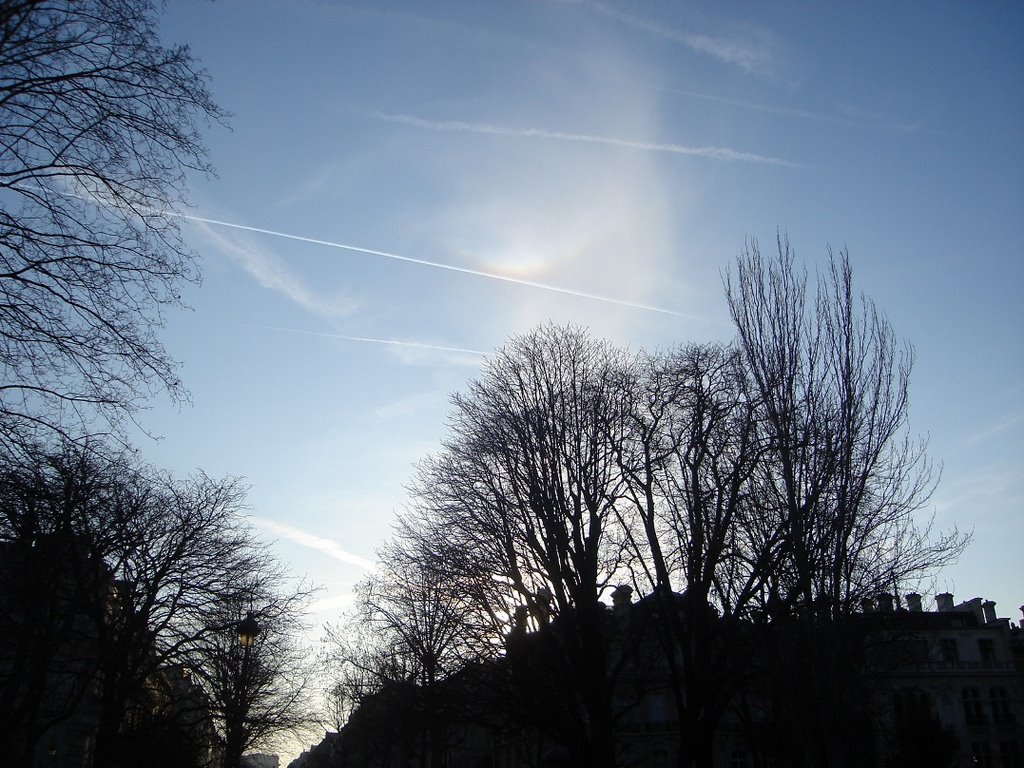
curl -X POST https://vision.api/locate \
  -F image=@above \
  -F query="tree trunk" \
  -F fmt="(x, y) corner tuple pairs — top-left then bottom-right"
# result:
(92, 684), (128, 768)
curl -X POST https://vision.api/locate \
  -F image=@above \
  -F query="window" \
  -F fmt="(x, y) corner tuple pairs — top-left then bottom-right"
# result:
(894, 689), (931, 728)
(963, 688), (986, 725)
(941, 638), (959, 662)
(991, 688), (1013, 725)
(978, 638), (996, 663)
(646, 691), (671, 724)
(731, 750), (749, 768)
(1000, 741), (1022, 768)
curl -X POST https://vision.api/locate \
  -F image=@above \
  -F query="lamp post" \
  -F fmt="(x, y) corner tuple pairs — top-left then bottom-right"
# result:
(238, 611), (260, 648)
(226, 611), (260, 768)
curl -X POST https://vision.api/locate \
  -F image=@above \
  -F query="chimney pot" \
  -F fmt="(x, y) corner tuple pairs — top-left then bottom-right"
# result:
(877, 593), (895, 613)
(936, 592), (954, 612)
(905, 593), (923, 612)
(982, 600), (997, 624)
(612, 585), (633, 615)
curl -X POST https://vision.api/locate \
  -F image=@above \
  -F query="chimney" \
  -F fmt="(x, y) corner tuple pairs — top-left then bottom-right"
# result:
(905, 593), (923, 612)
(860, 597), (875, 613)
(936, 592), (954, 612)
(961, 597), (984, 624)
(982, 600), (997, 624)
(611, 585), (633, 617)
(877, 593), (895, 613)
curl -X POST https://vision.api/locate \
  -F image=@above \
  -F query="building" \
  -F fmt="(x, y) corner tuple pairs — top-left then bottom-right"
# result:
(869, 593), (1024, 768)
(310, 588), (1023, 768)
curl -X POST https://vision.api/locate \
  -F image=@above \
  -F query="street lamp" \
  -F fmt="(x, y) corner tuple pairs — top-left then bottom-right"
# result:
(227, 611), (261, 768)
(237, 611), (260, 648)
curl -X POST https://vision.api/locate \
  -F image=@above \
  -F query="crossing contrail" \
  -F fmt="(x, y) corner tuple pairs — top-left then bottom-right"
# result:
(375, 112), (799, 167)
(251, 325), (492, 357)
(28, 182), (711, 321)
(175, 211), (709, 321)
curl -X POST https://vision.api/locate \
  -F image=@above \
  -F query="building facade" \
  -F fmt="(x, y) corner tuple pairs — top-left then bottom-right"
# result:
(301, 589), (1024, 768)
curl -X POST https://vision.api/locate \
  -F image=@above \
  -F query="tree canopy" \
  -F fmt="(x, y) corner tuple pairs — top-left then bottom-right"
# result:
(0, 442), (317, 767)
(0, 0), (224, 451)
(333, 240), (968, 768)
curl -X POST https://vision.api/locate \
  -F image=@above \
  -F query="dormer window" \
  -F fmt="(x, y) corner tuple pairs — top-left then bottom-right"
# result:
(978, 638), (996, 663)
(941, 638), (959, 663)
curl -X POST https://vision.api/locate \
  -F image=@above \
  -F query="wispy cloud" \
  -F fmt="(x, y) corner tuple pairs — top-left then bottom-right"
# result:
(252, 517), (377, 570)
(176, 211), (705, 319)
(370, 391), (444, 421)
(250, 324), (492, 358)
(194, 221), (357, 318)
(644, 80), (848, 126)
(374, 111), (798, 167)
(968, 413), (1022, 444)
(682, 33), (773, 76)
(567, 0), (776, 77)
(309, 592), (357, 616)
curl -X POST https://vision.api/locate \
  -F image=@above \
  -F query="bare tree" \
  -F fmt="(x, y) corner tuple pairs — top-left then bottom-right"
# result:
(336, 535), (496, 768)
(0, 0), (224, 450)
(321, 610), (436, 767)
(401, 324), (634, 768)
(724, 236), (968, 767)
(188, 565), (320, 768)
(0, 442), (261, 768)
(89, 465), (256, 768)
(362, 536), (492, 691)
(724, 236), (965, 617)
(321, 615), (402, 730)
(613, 342), (766, 768)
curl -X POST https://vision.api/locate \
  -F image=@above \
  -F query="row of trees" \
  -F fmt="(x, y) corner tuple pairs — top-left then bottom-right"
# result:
(328, 241), (967, 768)
(0, 2), (968, 765)
(0, 2), (321, 766)
(0, 442), (319, 767)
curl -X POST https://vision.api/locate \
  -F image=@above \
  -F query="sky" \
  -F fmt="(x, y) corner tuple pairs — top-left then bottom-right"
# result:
(144, 0), (1024, 662)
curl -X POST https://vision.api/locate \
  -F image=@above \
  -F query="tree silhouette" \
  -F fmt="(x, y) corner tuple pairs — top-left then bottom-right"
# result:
(328, 241), (970, 768)
(188, 564), (319, 768)
(613, 342), (764, 768)
(724, 237), (968, 766)
(0, 442), (262, 768)
(400, 324), (633, 768)
(331, 534), (499, 768)
(0, 0), (224, 451)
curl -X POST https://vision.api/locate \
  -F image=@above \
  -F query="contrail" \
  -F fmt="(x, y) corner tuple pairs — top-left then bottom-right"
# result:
(250, 325), (492, 357)
(374, 111), (799, 167)
(252, 517), (376, 570)
(175, 211), (709, 320)
(29, 181), (714, 321)
(568, 1), (772, 77)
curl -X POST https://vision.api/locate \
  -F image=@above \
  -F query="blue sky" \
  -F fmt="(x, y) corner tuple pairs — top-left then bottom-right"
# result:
(146, 1), (1023, 635)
